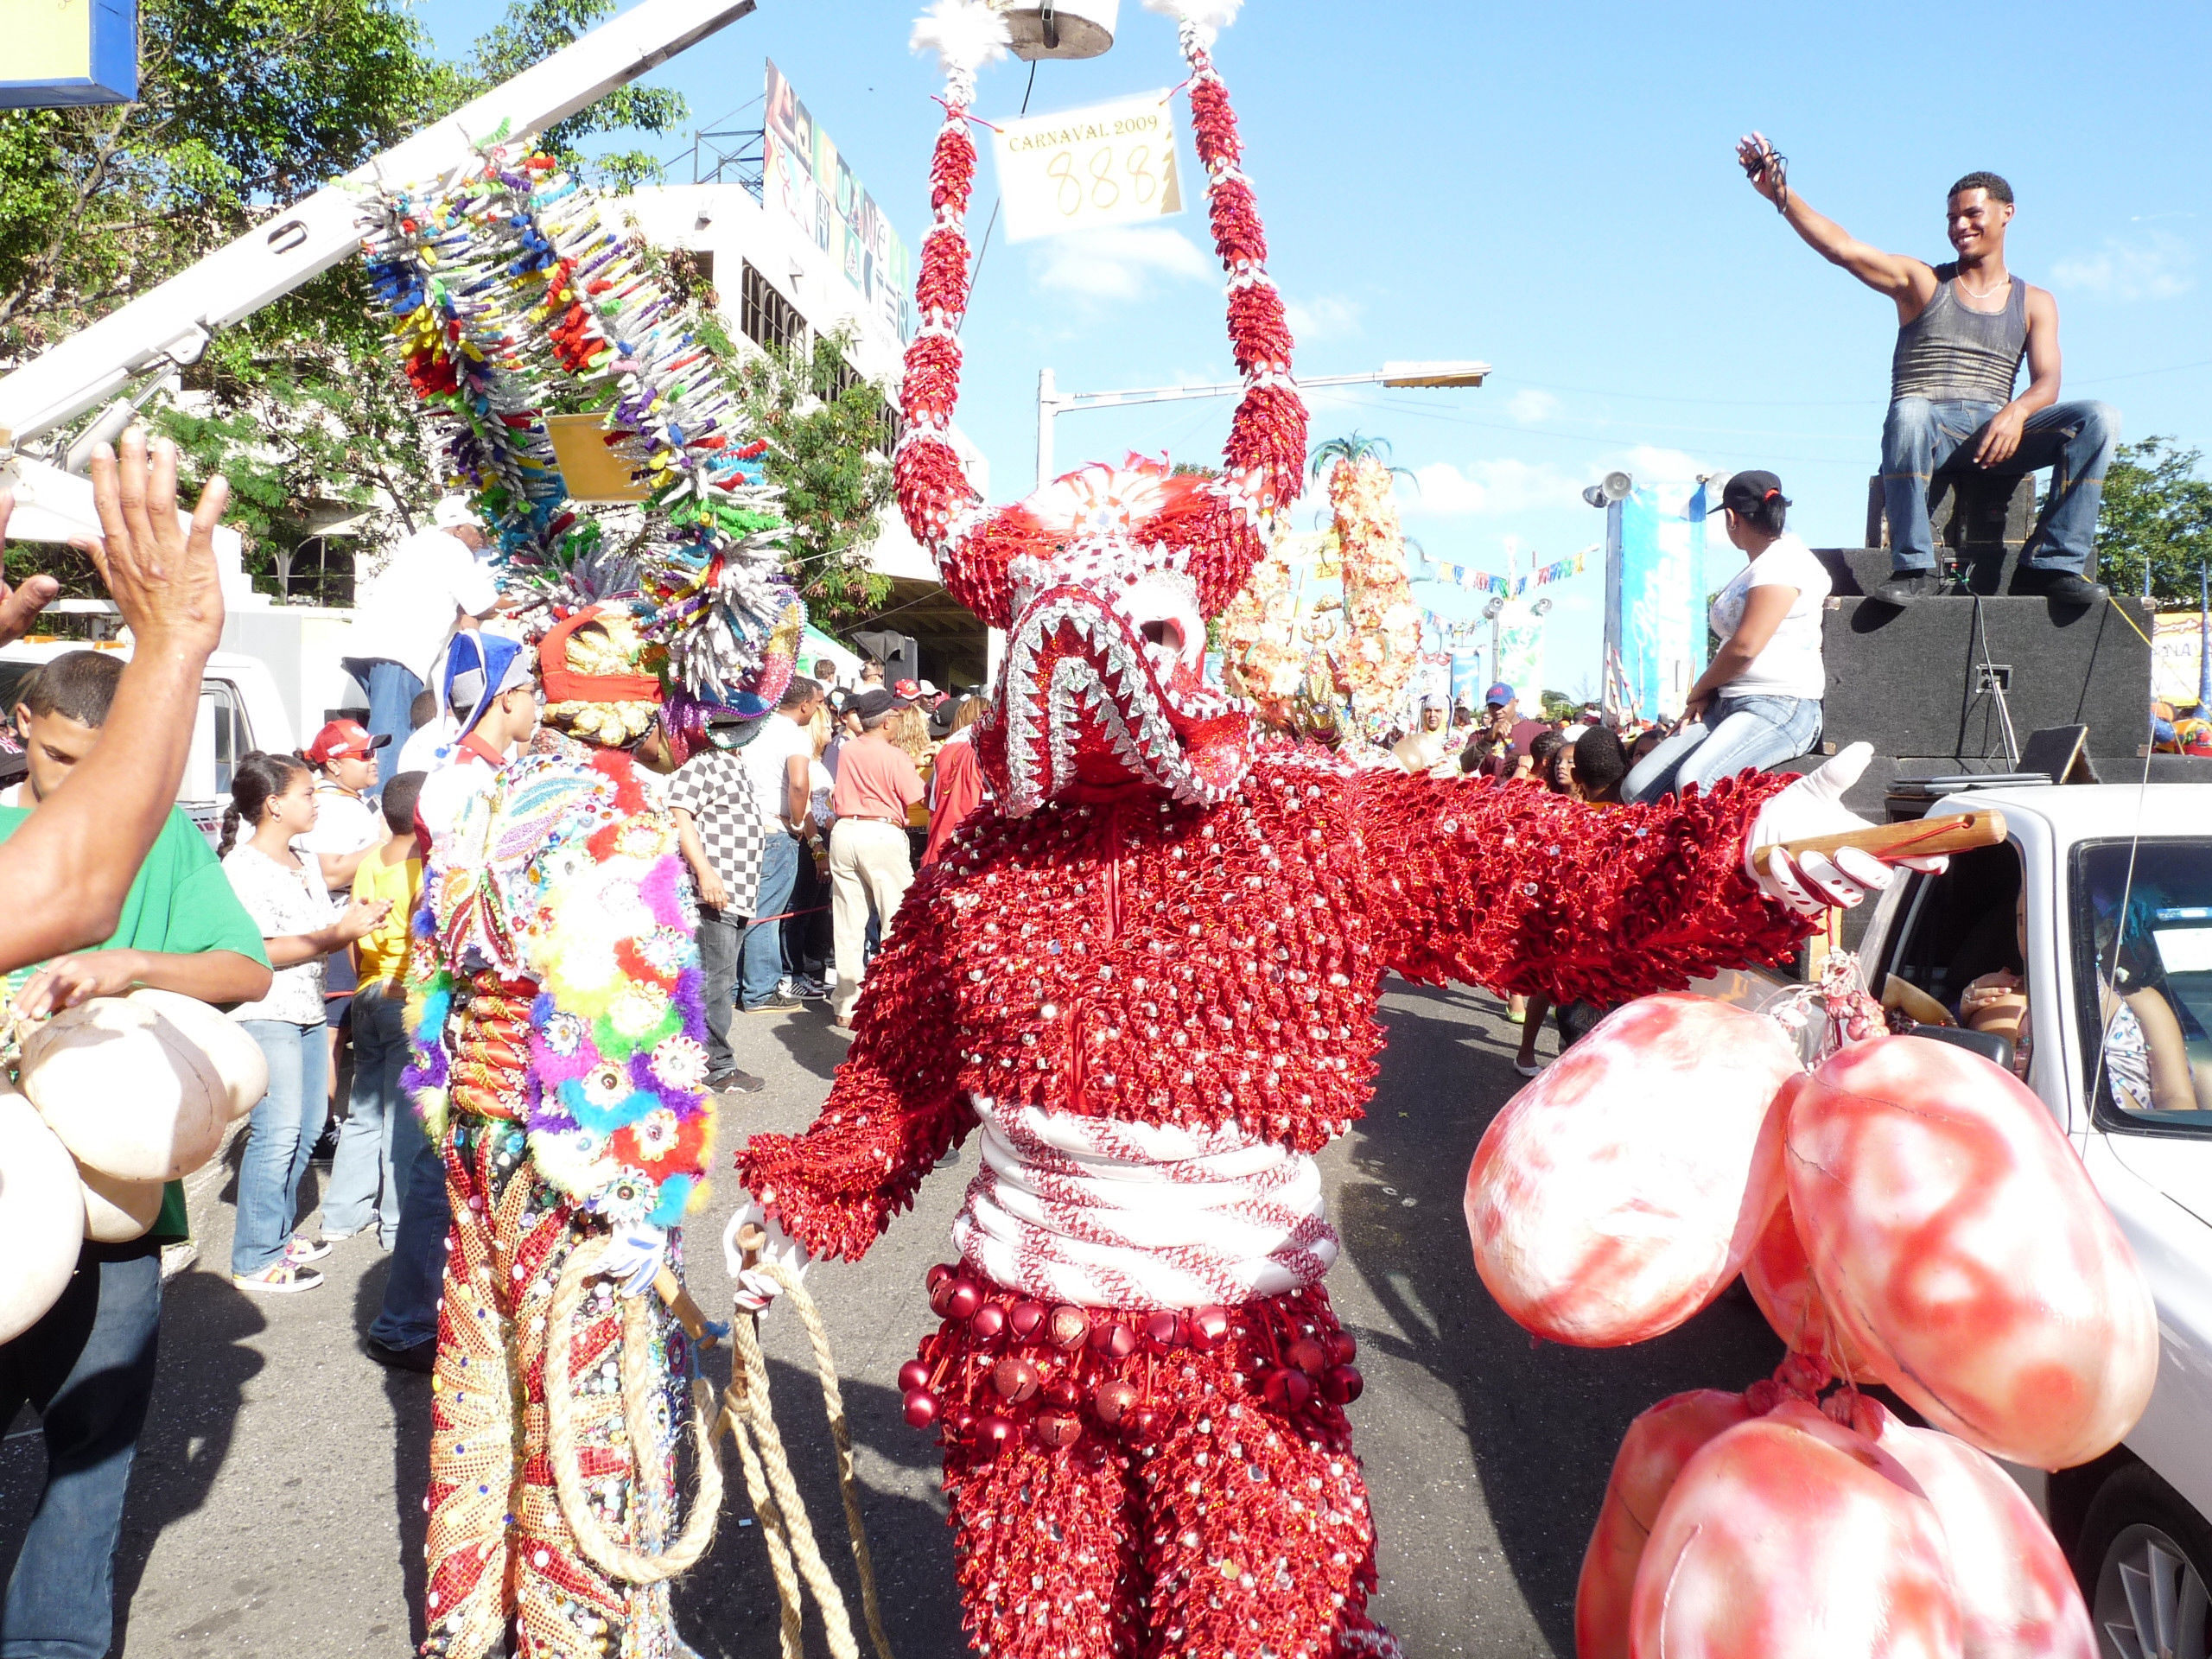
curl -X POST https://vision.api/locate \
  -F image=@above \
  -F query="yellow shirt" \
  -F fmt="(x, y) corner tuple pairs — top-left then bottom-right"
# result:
(351, 846), (423, 989)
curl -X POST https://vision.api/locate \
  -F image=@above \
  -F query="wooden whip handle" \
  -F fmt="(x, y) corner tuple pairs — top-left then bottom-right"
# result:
(654, 1265), (720, 1351)
(1777, 808), (2006, 863)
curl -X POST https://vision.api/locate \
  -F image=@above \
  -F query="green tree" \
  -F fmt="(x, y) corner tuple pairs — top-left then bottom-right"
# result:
(2095, 437), (2212, 607)
(465, 0), (688, 192)
(725, 326), (899, 627)
(1, 0), (690, 600)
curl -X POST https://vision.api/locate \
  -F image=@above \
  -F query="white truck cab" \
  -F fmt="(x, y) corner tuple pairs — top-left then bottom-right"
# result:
(0, 638), (296, 843)
(1856, 783), (2212, 1654)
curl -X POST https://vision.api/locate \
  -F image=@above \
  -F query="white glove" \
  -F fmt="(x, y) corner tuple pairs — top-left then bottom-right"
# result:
(722, 1198), (812, 1313)
(596, 1224), (668, 1299)
(1746, 743), (1949, 918)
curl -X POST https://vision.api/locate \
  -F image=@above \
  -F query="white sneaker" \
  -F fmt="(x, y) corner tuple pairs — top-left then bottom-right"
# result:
(234, 1262), (324, 1294)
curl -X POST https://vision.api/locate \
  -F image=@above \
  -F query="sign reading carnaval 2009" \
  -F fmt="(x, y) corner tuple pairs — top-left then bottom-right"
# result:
(992, 93), (1186, 243)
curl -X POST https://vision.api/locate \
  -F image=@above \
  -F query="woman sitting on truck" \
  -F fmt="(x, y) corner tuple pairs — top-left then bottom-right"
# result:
(1626, 469), (1832, 804)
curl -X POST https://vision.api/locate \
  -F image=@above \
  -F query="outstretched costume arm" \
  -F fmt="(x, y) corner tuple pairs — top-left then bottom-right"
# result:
(734, 876), (974, 1262)
(1354, 769), (1811, 1008)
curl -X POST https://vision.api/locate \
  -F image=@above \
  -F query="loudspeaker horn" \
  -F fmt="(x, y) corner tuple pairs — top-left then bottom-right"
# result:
(1599, 470), (1634, 503)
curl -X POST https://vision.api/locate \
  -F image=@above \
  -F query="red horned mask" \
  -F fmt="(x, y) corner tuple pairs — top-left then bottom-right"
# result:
(896, 0), (1306, 816)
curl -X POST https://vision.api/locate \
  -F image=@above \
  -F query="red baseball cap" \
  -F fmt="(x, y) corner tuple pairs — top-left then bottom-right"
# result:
(893, 678), (922, 699)
(307, 718), (390, 765)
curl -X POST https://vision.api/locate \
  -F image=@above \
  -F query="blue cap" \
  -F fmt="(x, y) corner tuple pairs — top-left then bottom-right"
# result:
(1484, 682), (1516, 707)
(443, 632), (534, 739)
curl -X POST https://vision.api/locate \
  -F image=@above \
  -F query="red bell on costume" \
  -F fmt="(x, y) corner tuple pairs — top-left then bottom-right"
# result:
(1008, 1300), (1046, 1339)
(1047, 1305), (1090, 1350)
(1033, 1410), (1083, 1451)
(969, 1302), (1007, 1341)
(902, 1389), (941, 1430)
(1263, 1367), (1314, 1413)
(992, 1357), (1040, 1403)
(1094, 1379), (1140, 1428)
(898, 1359), (931, 1395)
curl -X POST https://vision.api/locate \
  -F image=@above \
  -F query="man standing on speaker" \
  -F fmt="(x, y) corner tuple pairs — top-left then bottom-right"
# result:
(1737, 136), (2116, 607)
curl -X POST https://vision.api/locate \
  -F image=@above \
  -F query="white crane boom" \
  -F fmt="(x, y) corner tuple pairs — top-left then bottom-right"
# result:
(0, 0), (756, 453)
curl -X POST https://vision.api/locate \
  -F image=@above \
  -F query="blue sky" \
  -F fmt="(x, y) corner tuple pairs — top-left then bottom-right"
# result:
(417, 0), (2212, 690)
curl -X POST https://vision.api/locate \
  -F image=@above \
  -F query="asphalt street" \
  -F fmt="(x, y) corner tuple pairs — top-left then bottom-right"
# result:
(1, 982), (1783, 1658)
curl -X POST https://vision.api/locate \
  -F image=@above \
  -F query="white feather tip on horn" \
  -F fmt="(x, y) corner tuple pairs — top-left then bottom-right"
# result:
(911, 0), (1013, 77)
(1142, 0), (1244, 32)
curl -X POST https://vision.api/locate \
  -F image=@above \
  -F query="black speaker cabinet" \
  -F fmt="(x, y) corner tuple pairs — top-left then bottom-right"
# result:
(1820, 594), (2151, 768)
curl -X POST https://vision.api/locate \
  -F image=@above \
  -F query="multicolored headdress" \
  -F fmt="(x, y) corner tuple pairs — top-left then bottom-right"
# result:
(359, 146), (804, 724)
(899, 0), (1306, 816)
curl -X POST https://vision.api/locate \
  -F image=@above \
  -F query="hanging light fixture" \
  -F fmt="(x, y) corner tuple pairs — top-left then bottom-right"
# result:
(1002, 0), (1120, 59)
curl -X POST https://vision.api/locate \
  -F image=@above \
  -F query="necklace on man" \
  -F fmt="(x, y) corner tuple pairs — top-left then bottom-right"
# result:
(1957, 270), (2008, 302)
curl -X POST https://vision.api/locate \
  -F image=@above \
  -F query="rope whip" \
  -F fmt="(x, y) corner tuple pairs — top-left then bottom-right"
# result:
(541, 1230), (893, 1659)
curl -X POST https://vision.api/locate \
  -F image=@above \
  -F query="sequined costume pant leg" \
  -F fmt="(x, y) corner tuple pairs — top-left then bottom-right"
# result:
(924, 1281), (1399, 1659)
(419, 1115), (692, 1659)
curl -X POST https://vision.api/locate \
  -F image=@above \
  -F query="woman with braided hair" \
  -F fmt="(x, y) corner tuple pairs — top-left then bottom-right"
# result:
(727, 7), (1947, 1658)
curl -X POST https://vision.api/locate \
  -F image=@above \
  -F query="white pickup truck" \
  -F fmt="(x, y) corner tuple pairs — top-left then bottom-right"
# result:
(1851, 782), (2212, 1653)
(0, 638), (296, 843)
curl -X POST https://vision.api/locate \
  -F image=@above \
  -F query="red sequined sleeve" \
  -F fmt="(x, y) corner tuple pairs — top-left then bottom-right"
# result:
(1352, 769), (1811, 1007)
(732, 874), (975, 1261)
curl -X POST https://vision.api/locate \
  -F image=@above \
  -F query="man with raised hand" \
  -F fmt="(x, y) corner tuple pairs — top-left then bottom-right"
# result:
(0, 430), (232, 973)
(1738, 136), (2116, 607)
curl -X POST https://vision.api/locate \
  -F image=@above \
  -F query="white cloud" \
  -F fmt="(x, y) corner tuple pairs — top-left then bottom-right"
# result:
(1400, 458), (1583, 517)
(1284, 294), (1363, 342)
(2052, 232), (2196, 302)
(1028, 226), (1211, 304)
(1506, 387), (1560, 424)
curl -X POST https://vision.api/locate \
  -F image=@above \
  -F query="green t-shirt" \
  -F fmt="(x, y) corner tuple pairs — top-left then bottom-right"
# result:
(0, 805), (271, 1244)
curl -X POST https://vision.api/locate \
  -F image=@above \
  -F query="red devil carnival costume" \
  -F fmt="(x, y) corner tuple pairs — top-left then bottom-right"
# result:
(734, 5), (1899, 1656)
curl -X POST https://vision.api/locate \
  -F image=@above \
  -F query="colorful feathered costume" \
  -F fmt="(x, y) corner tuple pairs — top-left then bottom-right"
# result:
(364, 120), (811, 1655)
(730, 7), (1823, 1656)
(402, 606), (715, 1659)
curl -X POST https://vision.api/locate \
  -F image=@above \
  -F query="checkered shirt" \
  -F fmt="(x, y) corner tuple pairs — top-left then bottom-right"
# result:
(667, 750), (768, 916)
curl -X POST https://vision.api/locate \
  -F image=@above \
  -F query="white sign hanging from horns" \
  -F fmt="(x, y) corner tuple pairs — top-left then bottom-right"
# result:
(991, 92), (1185, 242)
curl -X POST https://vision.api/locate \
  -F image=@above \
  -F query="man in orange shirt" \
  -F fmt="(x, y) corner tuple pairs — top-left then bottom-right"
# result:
(827, 687), (924, 1028)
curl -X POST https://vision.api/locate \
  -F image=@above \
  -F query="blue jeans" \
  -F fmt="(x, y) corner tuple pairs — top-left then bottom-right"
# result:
(0, 1246), (161, 1659)
(740, 831), (800, 1008)
(1624, 694), (1824, 805)
(321, 989), (406, 1246)
(696, 906), (742, 1079)
(1881, 397), (2120, 576)
(343, 657), (423, 787)
(370, 1093), (451, 1351)
(231, 1019), (329, 1276)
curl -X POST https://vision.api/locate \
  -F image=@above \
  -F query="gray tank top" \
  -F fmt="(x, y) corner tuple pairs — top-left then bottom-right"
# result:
(1890, 263), (2028, 404)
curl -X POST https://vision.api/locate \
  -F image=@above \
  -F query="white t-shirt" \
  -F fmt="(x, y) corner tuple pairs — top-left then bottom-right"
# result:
(743, 715), (813, 834)
(396, 716), (457, 777)
(223, 845), (336, 1026)
(351, 530), (499, 681)
(1710, 533), (1832, 702)
(295, 782), (382, 891)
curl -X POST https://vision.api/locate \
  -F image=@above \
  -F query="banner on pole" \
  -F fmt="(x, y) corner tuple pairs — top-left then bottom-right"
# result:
(992, 92), (1185, 242)
(765, 60), (912, 342)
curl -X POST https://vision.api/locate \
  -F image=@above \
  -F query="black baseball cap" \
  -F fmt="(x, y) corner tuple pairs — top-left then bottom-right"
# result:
(849, 687), (913, 721)
(1708, 470), (1789, 517)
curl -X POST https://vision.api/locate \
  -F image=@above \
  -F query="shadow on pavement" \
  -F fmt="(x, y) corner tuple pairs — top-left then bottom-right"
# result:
(101, 1268), (266, 1654)
(1342, 982), (1783, 1656)
(354, 1258), (434, 1649)
(765, 1007), (856, 1088)
(672, 1359), (959, 1659)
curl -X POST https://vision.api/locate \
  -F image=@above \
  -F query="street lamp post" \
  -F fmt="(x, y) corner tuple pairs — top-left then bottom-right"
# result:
(1033, 360), (1490, 490)
(995, 359), (1489, 677)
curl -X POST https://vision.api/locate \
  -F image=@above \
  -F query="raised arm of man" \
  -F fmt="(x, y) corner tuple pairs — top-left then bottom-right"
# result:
(0, 431), (229, 972)
(1737, 131), (1939, 319)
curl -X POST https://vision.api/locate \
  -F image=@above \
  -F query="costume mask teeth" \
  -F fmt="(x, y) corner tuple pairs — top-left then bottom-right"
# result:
(988, 583), (1252, 817)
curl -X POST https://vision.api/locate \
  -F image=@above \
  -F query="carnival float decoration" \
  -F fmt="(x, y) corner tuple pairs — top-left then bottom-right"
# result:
(1217, 437), (1423, 748)
(0, 987), (270, 1341)
(1465, 966), (2152, 1657)
(724, 5), (1929, 1657)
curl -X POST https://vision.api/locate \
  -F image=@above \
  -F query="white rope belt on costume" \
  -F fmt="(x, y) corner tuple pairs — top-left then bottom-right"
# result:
(951, 1101), (1338, 1312)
